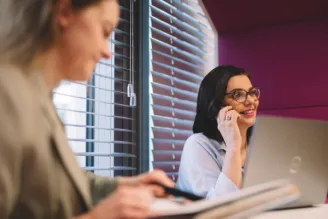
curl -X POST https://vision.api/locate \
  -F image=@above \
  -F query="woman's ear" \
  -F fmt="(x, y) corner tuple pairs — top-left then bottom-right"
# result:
(53, 0), (74, 30)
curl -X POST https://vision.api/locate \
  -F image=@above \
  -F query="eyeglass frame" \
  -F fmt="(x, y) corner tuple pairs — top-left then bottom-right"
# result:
(225, 87), (261, 103)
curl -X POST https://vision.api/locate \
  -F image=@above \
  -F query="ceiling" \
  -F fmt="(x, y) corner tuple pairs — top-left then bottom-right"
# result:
(202, 0), (328, 33)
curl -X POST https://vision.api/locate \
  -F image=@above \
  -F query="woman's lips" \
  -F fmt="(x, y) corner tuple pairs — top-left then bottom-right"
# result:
(240, 110), (255, 117)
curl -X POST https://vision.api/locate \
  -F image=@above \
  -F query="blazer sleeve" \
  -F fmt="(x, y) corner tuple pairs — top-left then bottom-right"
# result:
(85, 172), (119, 205)
(0, 86), (24, 218)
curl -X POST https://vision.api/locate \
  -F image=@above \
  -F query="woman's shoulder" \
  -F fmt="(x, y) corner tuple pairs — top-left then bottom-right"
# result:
(181, 133), (225, 168)
(0, 65), (38, 143)
(185, 133), (210, 144)
(0, 64), (29, 82)
(0, 65), (38, 106)
(0, 65), (33, 100)
(184, 133), (224, 151)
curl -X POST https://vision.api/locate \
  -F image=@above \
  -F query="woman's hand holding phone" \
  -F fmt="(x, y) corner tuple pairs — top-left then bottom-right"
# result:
(217, 106), (243, 187)
(217, 106), (242, 151)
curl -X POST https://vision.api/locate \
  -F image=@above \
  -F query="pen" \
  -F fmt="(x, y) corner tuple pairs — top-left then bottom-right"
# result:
(153, 183), (204, 201)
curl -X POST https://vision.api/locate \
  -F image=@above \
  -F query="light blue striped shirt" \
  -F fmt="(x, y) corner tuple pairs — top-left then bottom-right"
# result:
(176, 133), (240, 198)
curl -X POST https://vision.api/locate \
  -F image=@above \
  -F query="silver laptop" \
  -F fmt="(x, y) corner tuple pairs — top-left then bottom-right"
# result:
(242, 116), (328, 208)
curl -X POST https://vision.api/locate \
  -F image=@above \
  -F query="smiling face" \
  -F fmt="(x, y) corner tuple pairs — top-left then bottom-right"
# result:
(55, 0), (119, 81)
(224, 75), (260, 128)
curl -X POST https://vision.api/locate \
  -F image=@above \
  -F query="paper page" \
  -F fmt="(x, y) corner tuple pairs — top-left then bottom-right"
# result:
(149, 179), (291, 217)
(194, 184), (299, 219)
(150, 199), (184, 211)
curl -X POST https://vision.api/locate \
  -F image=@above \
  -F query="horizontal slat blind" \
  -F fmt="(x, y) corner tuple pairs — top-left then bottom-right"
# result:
(53, 0), (137, 177)
(150, 0), (217, 181)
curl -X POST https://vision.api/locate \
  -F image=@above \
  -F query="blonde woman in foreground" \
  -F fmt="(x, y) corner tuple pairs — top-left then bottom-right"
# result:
(0, 0), (173, 219)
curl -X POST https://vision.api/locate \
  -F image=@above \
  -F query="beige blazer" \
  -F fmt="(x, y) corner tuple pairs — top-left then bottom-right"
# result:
(0, 66), (117, 219)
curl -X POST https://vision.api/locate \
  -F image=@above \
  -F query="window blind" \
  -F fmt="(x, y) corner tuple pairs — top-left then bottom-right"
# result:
(53, 0), (137, 177)
(149, 0), (217, 181)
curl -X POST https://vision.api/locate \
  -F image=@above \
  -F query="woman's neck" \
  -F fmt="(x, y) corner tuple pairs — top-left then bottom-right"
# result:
(33, 47), (63, 92)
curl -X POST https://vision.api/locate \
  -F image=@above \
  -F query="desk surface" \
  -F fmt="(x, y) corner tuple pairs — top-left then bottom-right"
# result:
(252, 205), (328, 219)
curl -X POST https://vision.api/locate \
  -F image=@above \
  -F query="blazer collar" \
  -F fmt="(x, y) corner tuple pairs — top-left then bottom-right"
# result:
(29, 71), (92, 209)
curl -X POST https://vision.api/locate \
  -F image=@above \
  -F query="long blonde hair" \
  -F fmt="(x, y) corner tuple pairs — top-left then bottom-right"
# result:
(0, 0), (105, 69)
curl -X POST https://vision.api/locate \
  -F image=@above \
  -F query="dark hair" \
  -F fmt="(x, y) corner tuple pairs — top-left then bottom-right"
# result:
(193, 65), (253, 144)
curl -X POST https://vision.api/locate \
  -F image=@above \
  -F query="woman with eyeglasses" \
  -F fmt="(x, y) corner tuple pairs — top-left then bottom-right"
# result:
(176, 65), (260, 198)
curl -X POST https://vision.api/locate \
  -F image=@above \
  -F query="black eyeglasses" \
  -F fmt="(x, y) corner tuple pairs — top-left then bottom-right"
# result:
(225, 87), (260, 103)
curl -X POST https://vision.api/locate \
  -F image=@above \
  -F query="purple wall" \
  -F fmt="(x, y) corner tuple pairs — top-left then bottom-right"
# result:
(219, 19), (328, 121)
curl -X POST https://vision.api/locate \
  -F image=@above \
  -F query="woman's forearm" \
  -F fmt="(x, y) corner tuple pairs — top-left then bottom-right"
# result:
(222, 148), (242, 188)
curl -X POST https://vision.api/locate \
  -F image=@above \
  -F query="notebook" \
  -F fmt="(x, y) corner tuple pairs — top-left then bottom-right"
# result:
(149, 179), (300, 219)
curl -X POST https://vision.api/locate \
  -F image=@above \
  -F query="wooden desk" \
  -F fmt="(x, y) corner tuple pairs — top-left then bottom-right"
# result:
(252, 205), (328, 219)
